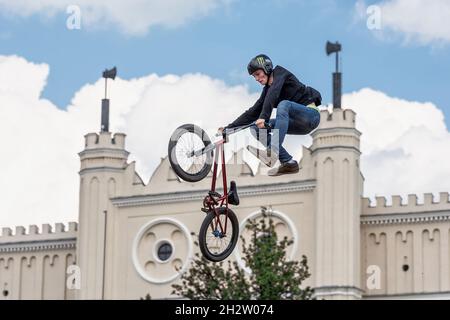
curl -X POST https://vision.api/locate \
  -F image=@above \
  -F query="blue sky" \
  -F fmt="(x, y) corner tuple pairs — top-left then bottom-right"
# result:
(1, 0), (450, 227)
(0, 0), (449, 127)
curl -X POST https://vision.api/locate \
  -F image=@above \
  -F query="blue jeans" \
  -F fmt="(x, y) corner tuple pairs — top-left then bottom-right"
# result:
(250, 100), (320, 163)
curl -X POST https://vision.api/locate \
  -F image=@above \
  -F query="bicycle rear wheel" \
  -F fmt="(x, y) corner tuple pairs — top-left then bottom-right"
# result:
(199, 207), (239, 262)
(168, 124), (213, 182)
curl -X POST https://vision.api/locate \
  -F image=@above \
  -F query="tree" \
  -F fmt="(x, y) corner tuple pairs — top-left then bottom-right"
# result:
(171, 207), (314, 300)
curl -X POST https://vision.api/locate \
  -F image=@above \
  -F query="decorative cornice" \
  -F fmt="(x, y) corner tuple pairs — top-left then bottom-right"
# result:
(364, 291), (450, 300)
(361, 210), (450, 226)
(78, 148), (129, 157)
(79, 166), (126, 175)
(313, 286), (363, 299)
(310, 146), (361, 155)
(0, 238), (77, 253)
(111, 180), (316, 208)
(311, 126), (362, 136)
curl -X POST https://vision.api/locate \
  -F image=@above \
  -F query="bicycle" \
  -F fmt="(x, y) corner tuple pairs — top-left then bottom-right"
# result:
(168, 121), (271, 262)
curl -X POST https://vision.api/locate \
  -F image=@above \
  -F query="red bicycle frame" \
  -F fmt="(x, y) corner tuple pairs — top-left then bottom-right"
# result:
(202, 135), (230, 235)
(200, 121), (270, 235)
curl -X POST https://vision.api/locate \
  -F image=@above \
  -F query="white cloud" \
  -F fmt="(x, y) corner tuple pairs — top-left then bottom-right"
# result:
(0, 54), (257, 229)
(0, 55), (49, 99)
(0, 0), (230, 35)
(343, 88), (450, 201)
(0, 55), (449, 229)
(355, 0), (450, 45)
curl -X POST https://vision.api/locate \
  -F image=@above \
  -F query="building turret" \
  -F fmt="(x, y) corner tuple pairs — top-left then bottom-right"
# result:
(310, 108), (363, 299)
(76, 131), (128, 299)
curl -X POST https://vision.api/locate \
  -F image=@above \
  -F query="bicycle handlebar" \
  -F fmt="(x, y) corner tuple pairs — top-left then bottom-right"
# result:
(216, 121), (272, 137)
(191, 121), (272, 158)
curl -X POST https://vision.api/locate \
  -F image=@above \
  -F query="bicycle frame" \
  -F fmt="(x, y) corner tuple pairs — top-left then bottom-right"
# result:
(202, 137), (230, 235)
(201, 122), (256, 236)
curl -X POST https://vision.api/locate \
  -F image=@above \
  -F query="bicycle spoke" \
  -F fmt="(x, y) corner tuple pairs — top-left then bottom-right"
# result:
(204, 213), (234, 256)
(175, 132), (207, 174)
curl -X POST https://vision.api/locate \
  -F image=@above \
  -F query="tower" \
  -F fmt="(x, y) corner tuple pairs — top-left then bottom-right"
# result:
(310, 108), (363, 299)
(76, 67), (126, 299)
(76, 132), (128, 299)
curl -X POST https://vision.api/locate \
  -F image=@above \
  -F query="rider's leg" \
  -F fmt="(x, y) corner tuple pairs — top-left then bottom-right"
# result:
(285, 102), (321, 135)
(270, 100), (295, 163)
(270, 100), (320, 163)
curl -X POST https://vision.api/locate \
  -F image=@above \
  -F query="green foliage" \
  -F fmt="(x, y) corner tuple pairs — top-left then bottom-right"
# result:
(171, 207), (314, 300)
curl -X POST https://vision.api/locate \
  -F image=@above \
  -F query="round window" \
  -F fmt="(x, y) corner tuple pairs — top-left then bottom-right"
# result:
(157, 242), (173, 261)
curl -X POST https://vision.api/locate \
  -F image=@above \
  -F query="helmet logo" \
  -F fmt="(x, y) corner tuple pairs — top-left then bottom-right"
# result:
(257, 56), (266, 66)
(248, 54), (272, 75)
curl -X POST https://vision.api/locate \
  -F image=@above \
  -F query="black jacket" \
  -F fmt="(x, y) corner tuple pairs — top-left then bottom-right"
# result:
(225, 65), (322, 128)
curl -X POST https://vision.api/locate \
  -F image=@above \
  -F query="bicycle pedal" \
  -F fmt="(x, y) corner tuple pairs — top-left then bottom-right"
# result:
(201, 208), (209, 213)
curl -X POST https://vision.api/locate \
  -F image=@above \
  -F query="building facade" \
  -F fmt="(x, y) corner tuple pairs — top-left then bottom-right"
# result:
(1, 107), (450, 300)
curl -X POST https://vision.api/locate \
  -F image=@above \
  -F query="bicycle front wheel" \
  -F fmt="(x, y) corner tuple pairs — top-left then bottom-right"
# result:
(168, 124), (213, 182)
(199, 207), (239, 262)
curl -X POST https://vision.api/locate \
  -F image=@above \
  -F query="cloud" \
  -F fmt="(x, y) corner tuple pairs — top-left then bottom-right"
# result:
(354, 0), (450, 45)
(0, 55), (449, 229)
(343, 88), (450, 201)
(0, 0), (231, 35)
(0, 54), (258, 228)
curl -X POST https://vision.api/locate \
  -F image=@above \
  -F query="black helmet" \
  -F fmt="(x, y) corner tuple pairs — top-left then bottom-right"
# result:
(247, 54), (273, 76)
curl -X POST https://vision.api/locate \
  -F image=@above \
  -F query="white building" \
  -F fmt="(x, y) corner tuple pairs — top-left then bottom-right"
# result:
(1, 107), (449, 300)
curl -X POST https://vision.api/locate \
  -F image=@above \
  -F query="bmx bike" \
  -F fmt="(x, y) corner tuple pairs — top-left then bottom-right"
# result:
(168, 121), (271, 262)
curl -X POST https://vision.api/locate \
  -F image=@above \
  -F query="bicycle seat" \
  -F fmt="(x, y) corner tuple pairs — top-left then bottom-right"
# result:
(228, 180), (240, 206)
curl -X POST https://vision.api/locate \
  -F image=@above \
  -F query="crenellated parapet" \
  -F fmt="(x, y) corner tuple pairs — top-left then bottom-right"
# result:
(79, 132), (129, 173)
(362, 192), (450, 215)
(83, 132), (126, 150)
(316, 107), (357, 129)
(310, 108), (361, 155)
(0, 222), (78, 246)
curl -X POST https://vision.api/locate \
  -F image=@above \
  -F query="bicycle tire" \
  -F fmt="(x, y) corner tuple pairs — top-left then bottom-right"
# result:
(168, 124), (213, 183)
(199, 207), (239, 262)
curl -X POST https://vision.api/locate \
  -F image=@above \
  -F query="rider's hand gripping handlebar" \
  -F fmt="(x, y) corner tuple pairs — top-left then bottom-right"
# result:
(216, 121), (272, 138)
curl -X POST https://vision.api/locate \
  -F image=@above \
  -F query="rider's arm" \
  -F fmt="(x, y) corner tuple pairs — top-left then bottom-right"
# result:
(224, 87), (267, 129)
